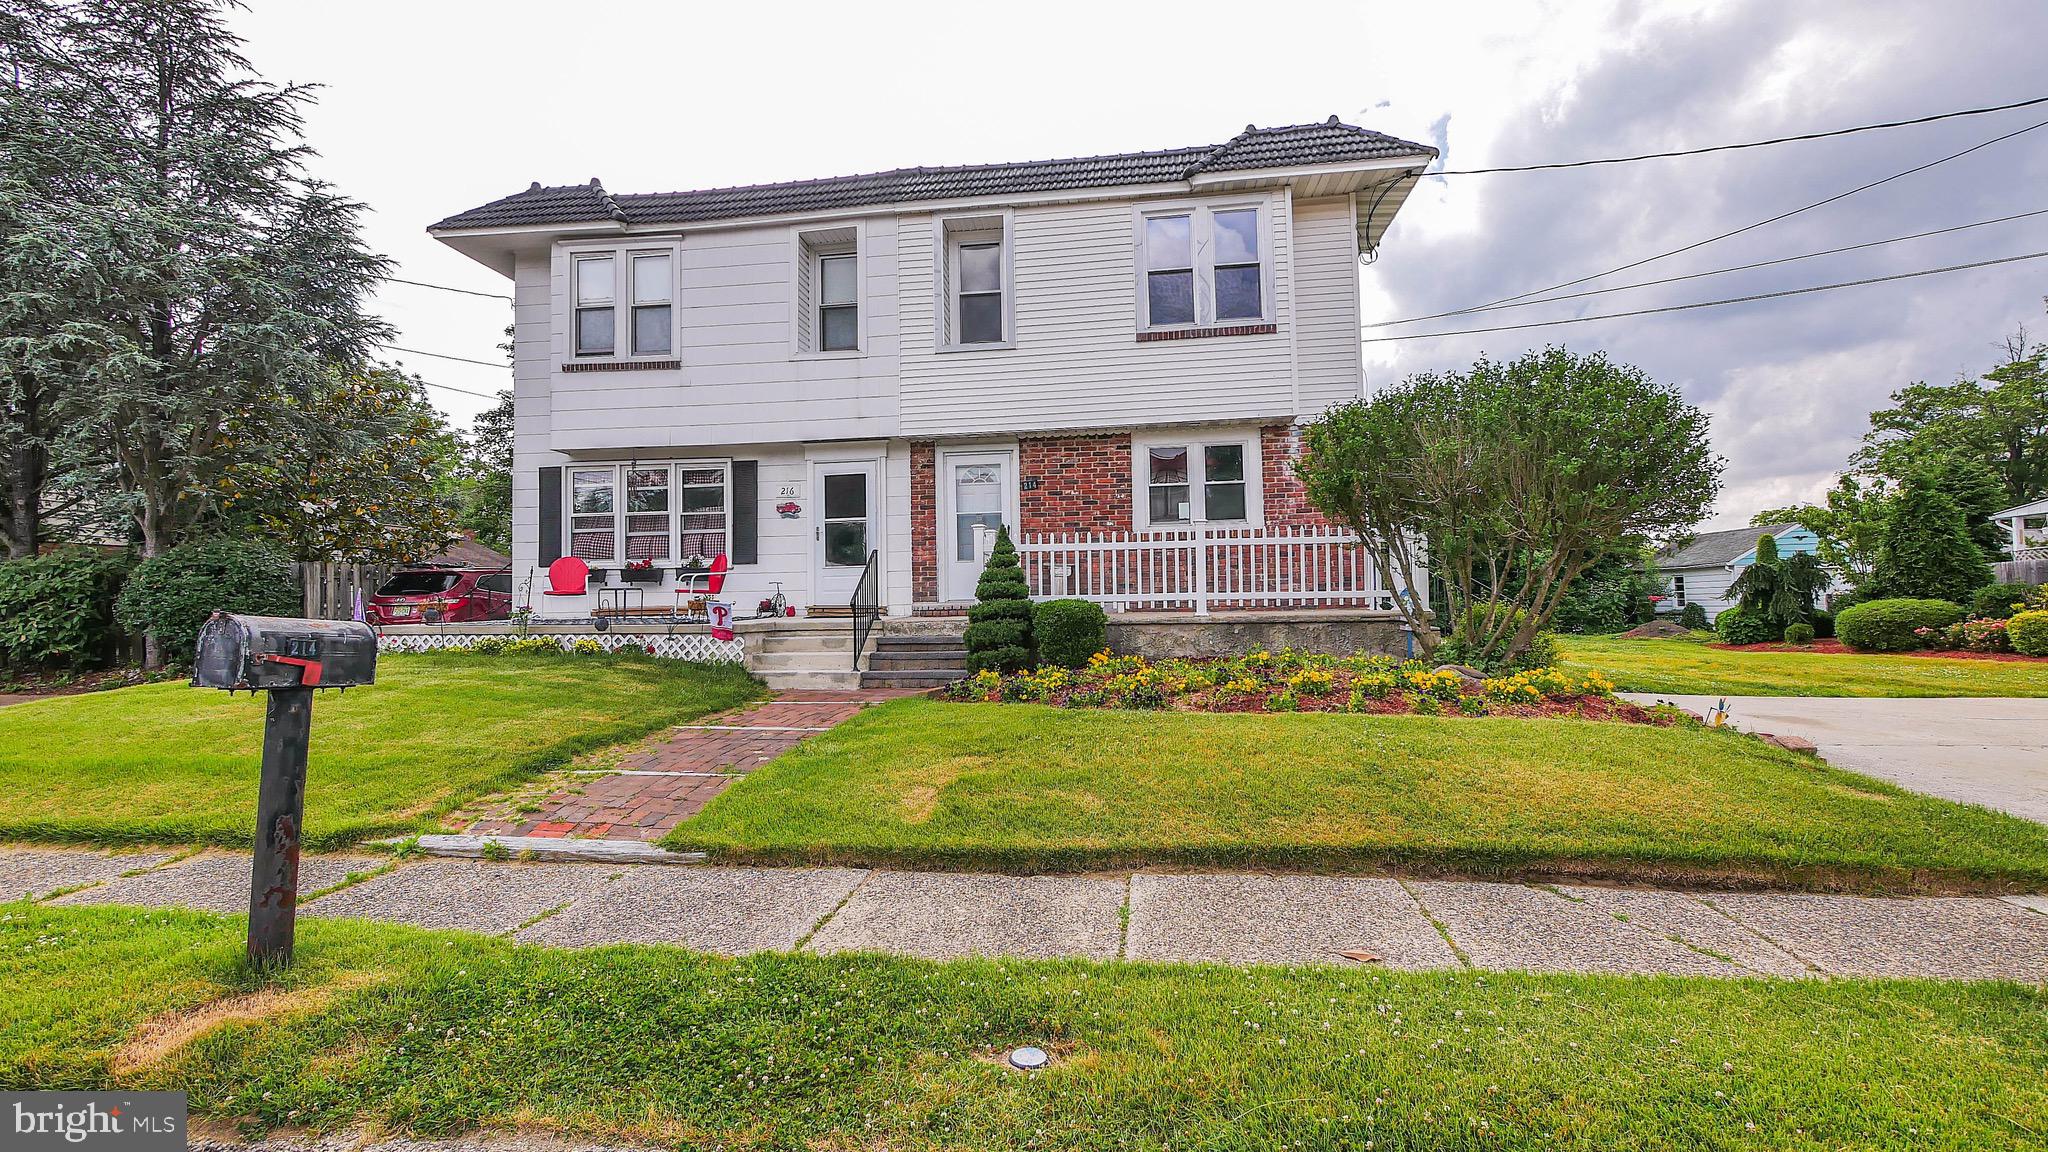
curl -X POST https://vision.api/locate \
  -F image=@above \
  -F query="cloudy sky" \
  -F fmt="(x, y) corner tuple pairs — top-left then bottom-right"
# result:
(229, 0), (2048, 528)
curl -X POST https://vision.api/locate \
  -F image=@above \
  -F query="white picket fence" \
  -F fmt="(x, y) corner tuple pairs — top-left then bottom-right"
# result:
(1013, 524), (1417, 614)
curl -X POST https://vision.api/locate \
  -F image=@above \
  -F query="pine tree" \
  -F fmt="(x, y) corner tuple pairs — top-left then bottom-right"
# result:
(1868, 474), (1992, 603)
(964, 526), (1033, 674)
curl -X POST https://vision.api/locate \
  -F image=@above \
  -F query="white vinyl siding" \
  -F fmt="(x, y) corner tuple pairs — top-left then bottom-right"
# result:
(900, 193), (1297, 436)
(548, 219), (900, 451)
(1290, 196), (1366, 416)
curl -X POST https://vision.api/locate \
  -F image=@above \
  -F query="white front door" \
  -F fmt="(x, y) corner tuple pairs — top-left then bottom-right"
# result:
(939, 450), (1015, 602)
(812, 460), (881, 605)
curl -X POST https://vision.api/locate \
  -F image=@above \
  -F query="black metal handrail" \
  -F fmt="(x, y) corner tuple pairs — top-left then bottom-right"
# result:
(850, 549), (880, 672)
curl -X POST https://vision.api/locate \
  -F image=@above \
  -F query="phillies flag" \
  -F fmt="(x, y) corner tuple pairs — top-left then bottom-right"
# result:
(707, 600), (735, 642)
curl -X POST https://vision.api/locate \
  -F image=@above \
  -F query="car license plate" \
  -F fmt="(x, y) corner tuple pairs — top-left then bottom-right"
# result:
(393, 605), (414, 617)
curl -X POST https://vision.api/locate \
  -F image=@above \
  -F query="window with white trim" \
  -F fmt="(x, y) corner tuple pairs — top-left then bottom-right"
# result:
(629, 253), (672, 356)
(1140, 438), (1254, 526)
(569, 468), (616, 560)
(573, 255), (615, 356)
(565, 463), (731, 564)
(938, 213), (1011, 348)
(1136, 203), (1268, 329)
(794, 226), (860, 355)
(818, 254), (858, 351)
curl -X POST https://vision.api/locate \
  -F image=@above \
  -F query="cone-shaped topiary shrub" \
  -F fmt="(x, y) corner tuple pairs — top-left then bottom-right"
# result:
(964, 525), (1034, 674)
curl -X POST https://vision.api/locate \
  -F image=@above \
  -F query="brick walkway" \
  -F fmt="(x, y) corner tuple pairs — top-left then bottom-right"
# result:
(466, 689), (914, 843)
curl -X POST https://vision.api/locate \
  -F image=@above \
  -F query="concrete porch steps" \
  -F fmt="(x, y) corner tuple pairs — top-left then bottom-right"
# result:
(861, 630), (966, 689)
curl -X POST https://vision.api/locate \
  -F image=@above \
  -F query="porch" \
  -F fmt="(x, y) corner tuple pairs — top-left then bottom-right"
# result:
(1993, 497), (2048, 584)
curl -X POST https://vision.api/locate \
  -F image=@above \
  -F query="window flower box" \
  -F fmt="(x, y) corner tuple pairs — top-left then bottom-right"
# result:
(621, 562), (663, 584)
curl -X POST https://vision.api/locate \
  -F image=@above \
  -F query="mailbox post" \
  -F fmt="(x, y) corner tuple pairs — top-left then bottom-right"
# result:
(192, 613), (377, 965)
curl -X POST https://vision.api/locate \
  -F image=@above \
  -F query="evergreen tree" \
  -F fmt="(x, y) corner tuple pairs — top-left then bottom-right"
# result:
(1868, 474), (1992, 603)
(1726, 533), (1823, 631)
(964, 526), (1033, 674)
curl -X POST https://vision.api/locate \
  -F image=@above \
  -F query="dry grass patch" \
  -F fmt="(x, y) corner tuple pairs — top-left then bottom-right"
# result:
(115, 970), (389, 1076)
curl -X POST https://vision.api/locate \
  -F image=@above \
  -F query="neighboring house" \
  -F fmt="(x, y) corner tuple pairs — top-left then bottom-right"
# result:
(1651, 523), (1836, 622)
(1992, 497), (2048, 583)
(429, 118), (1437, 619)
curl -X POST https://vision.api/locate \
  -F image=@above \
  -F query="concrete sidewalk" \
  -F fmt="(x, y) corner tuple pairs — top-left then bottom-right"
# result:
(9, 847), (2047, 982)
(1623, 693), (2048, 823)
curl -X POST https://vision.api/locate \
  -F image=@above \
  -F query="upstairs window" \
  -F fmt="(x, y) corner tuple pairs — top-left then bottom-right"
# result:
(1136, 203), (1268, 329)
(630, 253), (672, 355)
(1212, 209), (1262, 320)
(819, 254), (858, 351)
(938, 212), (1012, 349)
(794, 225), (860, 355)
(1144, 215), (1195, 326)
(574, 255), (615, 355)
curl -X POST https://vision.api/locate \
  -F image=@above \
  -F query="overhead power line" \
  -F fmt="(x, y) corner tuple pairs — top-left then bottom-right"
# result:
(1367, 206), (2048, 326)
(1390, 114), (2048, 326)
(1360, 249), (2048, 344)
(1429, 94), (2048, 175)
(377, 275), (513, 302)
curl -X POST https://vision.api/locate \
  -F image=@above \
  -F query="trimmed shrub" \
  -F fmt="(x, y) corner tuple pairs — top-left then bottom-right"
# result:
(1713, 606), (1776, 646)
(1972, 582), (2039, 621)
(1432, 605), (1558, 674)
(1677, 602), (1708, 630)
(1834, 598), (1965, 653)
(2011, 611), (2048, 657)
(963, 526), (1033, 675)
(1033, 598), (1107, 669)
(1811, 610), (1835, 639)
(1783, 623), (1815, 645)
(0, 548), (134, 669)
(115, 538), (301, 665)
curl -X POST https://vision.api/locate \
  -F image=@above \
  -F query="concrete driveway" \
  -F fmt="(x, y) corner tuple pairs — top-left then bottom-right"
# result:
(1624, 694), (2048, 823)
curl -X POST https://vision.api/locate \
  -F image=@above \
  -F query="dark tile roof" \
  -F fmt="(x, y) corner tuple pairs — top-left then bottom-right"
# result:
(432, 118), (1435, 232)
(1656, 523), (1799, 570)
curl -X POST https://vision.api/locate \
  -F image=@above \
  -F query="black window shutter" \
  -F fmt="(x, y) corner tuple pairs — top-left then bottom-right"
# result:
(538, 467), (563, 565)
(732, 460), (758, 564)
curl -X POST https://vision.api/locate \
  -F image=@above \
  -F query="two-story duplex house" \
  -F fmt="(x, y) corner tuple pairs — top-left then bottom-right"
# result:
(429, 118), (1437, 627)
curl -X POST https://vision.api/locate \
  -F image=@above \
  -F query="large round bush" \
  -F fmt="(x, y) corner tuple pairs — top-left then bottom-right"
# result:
(1972, 582), (2039, 621)
(1033, 598), (1107, 668)
(116, 538), (301, 664)
(2011, 611), (2048, 657)
(0, 548), (134, 669)
(1713, 605), (1775, 645)
(1834, 598), (1965, 653)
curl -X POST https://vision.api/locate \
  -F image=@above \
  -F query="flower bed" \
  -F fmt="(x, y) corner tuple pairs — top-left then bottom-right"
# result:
(944, 648), (1667, 723)
(1711, 638), (2048, 663)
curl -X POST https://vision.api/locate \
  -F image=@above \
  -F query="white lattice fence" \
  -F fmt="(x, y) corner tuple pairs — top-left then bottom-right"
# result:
(377, 632), (744, 663)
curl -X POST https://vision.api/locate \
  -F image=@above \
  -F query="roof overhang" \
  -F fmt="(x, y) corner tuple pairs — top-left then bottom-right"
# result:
(1992, 497), (2048, 520)
(430, 155), (1435, 277)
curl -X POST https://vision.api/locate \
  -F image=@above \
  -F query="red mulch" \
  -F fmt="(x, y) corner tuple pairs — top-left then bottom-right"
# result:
(1711, 639), (2048, 663)
(965, 687), (1676, 725)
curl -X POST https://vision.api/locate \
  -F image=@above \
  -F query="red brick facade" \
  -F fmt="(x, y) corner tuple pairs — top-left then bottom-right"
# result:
(1260, 424), (1335, 528)
(908, 425), (1331, 605)
(1019, 433), (1133, 534)
(910, 442), (938, 602)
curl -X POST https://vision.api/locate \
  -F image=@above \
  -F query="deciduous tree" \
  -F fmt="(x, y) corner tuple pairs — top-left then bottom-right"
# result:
(1300, 347), (1721, 668)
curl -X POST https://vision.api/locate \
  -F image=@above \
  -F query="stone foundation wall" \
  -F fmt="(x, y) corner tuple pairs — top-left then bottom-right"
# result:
(1105, 610), (1424, 660)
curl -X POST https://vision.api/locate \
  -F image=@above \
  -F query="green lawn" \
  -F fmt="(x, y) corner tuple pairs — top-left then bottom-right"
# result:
(664, 699), (2048, 892)
(1562, 635), (2048, 697)
(0, 652), (761, 849)
(5, 903), (2044, 1150)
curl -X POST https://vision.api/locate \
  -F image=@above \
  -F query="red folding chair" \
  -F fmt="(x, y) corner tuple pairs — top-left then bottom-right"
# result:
(673, 554), (728, 618)
(543, 556), (590, 597)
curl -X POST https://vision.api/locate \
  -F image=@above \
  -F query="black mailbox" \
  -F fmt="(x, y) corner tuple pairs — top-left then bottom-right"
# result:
(189, 612), (377, 967)
(192, 613), (378, 691)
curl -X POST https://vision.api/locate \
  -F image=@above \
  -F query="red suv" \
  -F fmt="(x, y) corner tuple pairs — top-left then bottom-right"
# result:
(366, 567), (513, 625)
